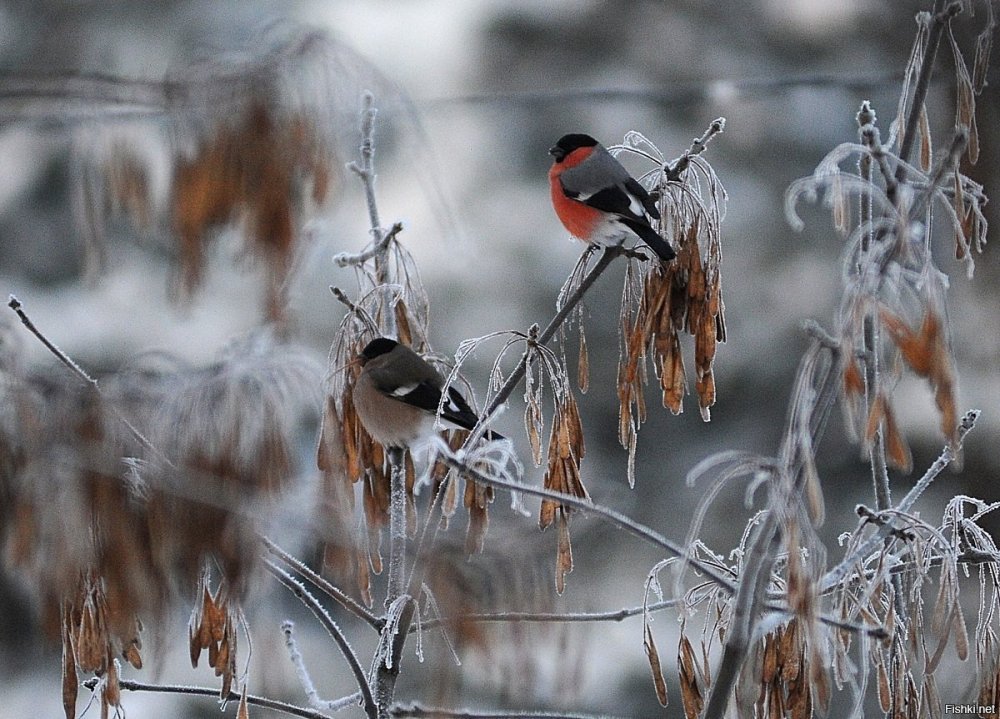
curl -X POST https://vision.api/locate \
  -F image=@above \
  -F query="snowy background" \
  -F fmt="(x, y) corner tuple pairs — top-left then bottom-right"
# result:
(0, 1), (997, 716)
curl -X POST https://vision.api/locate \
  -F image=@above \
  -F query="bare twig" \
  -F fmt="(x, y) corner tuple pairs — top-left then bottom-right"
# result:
(266, 560), (377, 719)
(374, 599), (416, 719)
(416, 599), (680, 632)
(664, 117), (726, 181)
(348, 91), (383, 245)
(81, 677), (341, 719)
(386, 446), (408, 604)
(821, 409), (980, 593)
(391, 704), (630, 719)
(8, 295), (97, 386)
(440, 453), (734, 590)
(704, 512), (781, 718)
(334, 222), (404, 268)
(702, 339), (841, 717)
(283, 621), (364, 713)
(482, 244), (625, 421)
(6, 294), (169, 467)
(908, 125), (969, 221)
(895, 0), (963, 178)
(263, 537), (382, 630)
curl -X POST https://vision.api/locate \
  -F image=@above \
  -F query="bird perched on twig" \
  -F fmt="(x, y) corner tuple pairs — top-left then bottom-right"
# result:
(352, 337), (504, 450)
(549, 133), (675, 262)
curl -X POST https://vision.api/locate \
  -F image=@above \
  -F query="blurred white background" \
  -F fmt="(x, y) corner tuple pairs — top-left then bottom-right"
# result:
(0, 1), (997, 716)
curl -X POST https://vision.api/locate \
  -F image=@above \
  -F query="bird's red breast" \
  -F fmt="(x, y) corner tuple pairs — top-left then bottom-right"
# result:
(549, 146), (603, 241)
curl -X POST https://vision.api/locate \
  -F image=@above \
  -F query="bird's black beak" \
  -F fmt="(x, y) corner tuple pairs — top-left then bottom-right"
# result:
(548, 145), (564, 161)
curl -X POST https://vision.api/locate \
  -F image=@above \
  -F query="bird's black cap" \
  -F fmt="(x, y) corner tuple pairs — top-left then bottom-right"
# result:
(549, 133), (599, 161)
(360, 337), (399, 362)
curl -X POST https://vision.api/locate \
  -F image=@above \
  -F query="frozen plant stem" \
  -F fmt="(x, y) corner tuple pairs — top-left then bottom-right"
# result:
(856, 111), (892, 515)
(6, 294), (168, 467)
(349, 92), (382, 248)
(438, 452), (881, 637)
(386, 446), (407, 604)
(821, 409), (980, 592)
(483, 244), (624, 420)
(344, 92), (399, 338)
(266, 561), (377, 719)
(391, 704), (630, 719)
(263, 537), (382, 629)
(8, 295), (96, 387)
(81, 677), (339, 719)
(375, 600), (416, 719)
(376, 446), (411, 719)
(703, 515), (782, 719)
(664, 117), (725, 182)
(895, 0), (963, 180)
(281, 622), (363, 712)
(334, 222), (404, 268)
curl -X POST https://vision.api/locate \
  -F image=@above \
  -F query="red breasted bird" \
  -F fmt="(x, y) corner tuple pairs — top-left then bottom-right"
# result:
(548, 133), (675, 262)
(353, 337), (504, 450)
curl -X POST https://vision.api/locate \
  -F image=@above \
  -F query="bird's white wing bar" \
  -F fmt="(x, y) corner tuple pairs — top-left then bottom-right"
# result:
(390, 383), (420, 397)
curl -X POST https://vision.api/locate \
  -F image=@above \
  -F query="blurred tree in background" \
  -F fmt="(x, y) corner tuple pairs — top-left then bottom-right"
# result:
(0, 1), (998, 717)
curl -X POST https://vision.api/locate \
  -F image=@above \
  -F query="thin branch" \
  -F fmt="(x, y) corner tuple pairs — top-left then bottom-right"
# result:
(386, 446), (408, 604)
(438, 450), (885, 647)
(8, 294), (97, 386)
(265, 560), (378, 719)
(908, 125), (969, 221)
(664, 117), (726, 181)
(373, 447), (412, 718)
(391, 704), (631, 719)
(895, 0), (963, 178)
(416, 599), (681, 632)
(348, 91), (382, 241)
(703, 512), (780, 719)
(263, 536), (382, 630)
(283, 621), (364, 713)
(81, 677), (340, 719)
(821, 409), (980, 593)
(331, 286), (360, 313)
(703, 339), (842, 716)
(334, 222), (404, 268)
(374, 599), (416, 719)
(482, 245), (626, 421)
(6, 294), (170, 467)
(859, 124), (899, 209)
(440, 454), (735, 592)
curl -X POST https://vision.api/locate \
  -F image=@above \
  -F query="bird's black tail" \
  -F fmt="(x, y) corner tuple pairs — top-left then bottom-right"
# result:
(443, 387), (507, 441)
(622, 219), (676, 262)
(442, 408), (506, 442)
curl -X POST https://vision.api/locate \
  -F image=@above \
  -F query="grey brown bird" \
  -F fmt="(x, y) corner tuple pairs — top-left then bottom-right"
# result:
(352, 337), (503, 449)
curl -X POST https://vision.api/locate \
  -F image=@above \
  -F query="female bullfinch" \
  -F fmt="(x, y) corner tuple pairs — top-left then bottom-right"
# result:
(352, 337), (503, 450)
(549, 133), (675, 262)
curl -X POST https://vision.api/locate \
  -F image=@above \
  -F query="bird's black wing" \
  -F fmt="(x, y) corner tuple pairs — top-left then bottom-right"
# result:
(376, 381), (506, 440)
(558, 146), (658, 220)
(376, 379), (442, 412)
(624, 177), (660, 219)
(580, 185), (643, 218)
(438, 386), (479, 431)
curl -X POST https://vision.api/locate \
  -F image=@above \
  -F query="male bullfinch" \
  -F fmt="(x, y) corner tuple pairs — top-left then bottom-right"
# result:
(549, 133), (675, 262)
(352, 337), (504, 450)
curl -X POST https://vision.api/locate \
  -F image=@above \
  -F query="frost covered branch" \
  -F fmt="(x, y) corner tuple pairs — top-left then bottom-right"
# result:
(266, 560), (377, 719)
